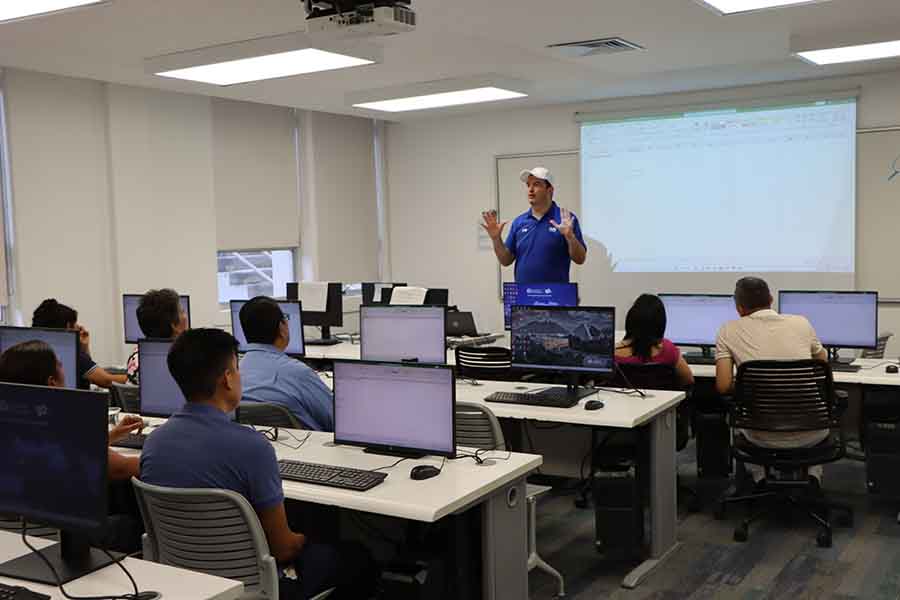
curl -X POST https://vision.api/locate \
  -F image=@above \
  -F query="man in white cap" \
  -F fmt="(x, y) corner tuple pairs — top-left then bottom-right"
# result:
(481, 167), (586, 283)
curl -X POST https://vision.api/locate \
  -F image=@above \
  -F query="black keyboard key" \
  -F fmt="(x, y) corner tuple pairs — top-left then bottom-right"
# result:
(0, 583), (51, 600)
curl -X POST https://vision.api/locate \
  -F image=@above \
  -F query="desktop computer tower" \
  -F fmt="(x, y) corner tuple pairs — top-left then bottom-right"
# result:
(592, 464), (644, 560)
(695, 409), (733, 478)
(864, 386), (900, 498)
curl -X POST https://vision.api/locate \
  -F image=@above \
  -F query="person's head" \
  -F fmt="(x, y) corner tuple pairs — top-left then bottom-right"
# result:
(520, 167), (554, 208)
(32, 299), (78, 330)
(239, 296), (289, 350)
(167, 328), (240, 411)
(0, 341), (65, 387)
(734, 277), (773, 316)
(137, 288), (188, 339)
(624, 294), (667, 361)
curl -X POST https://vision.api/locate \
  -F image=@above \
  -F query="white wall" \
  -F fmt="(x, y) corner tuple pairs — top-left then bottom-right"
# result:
(386, 69), (900, 336)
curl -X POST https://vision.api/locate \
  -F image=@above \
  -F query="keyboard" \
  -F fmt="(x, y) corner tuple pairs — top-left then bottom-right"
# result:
(447, 334), (503, 348)
(830, 363), (861, 373)
(486, 388), (580, 409)
(684, 355), (717, 365)
(0, 583), (50, 600)
(278, 460), (387, 491)
(111, 433), (148, 449)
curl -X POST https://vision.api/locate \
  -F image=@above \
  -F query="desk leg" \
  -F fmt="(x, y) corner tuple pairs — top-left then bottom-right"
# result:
(622, 407), (681, 589)
(482, 476), (528, 600)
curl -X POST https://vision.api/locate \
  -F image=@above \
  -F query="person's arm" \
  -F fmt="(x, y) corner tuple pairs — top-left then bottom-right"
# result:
(814, 348), (828, 362)
(108, 449), (140, 481)
(88, 367), (128, 389)
(108, 415), (144, 444)
(674, 355), (695, 387)
(256, 503), (307, 564)
(481, 211), (515, 267)
(550, 208), (586, 265)
(715, 357), (734, 395)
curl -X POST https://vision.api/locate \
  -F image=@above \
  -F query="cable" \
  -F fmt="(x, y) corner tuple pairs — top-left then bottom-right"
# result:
(611, 364), (647, 398)
(371, 457), (409, 472)
(274, 429), (312, 451)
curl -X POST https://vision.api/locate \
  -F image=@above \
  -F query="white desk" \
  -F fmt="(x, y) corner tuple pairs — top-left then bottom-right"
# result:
(457, 381), (685, 589)
(0, 531), (243, 600)
(688, 357), (900, 386)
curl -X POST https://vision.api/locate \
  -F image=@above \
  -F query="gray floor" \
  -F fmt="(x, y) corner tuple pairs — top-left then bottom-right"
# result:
(528, 443), (900, 600)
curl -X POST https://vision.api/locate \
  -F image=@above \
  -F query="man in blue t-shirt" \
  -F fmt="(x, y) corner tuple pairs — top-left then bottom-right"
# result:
(482, 166), (587, 283)
(140, 328), (375, 599)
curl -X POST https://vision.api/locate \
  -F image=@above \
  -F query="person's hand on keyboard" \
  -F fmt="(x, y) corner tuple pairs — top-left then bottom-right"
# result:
(108, 414), (145, 445)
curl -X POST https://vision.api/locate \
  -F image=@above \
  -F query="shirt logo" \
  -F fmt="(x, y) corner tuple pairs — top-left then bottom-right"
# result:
(549, 227), (557, 233)
(521, 228), (529, 233)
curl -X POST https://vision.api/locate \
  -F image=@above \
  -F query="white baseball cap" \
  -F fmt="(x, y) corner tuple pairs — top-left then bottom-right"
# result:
(519, 167), (553, 187)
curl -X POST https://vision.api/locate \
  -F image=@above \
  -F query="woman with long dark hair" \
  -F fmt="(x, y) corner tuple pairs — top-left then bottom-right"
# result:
(615, 294), (694, 386)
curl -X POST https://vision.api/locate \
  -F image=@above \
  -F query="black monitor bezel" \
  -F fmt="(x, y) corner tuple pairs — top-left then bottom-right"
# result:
(137, 338), (185, 418)
(359, 304), (448, 365)
(777, 290), (879, 350)
(510, 304), (615, 375)
(122, 293), (192, 344)
(229, 299), (306, 358)
(503, 282), (579, 331)
(658, 293), (736, 348)
(289, 282), (344, 328)
(332, 359), (456, 459)
(0, 326), (79, 390)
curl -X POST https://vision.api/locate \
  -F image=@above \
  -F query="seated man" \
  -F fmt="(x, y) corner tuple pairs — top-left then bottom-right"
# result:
(715, 277), (829, 484)
(127, 288), (189, 385)
(140, 328), (374, 599)
(238, 296), (334, 432)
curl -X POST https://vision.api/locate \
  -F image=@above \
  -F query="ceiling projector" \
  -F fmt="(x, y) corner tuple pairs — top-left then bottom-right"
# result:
(303, 1), (415, 36)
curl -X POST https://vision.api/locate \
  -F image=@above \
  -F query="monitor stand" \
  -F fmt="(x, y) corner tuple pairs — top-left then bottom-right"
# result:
(305, 325), (342, 346)
(683, 347), (716, 365)
(363, 447), (427, 460)
(0, 530), (122, 586)
(826, 347), (854, 365)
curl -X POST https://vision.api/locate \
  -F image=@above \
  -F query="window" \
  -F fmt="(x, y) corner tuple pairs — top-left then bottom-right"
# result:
(217, 249), (296, 305)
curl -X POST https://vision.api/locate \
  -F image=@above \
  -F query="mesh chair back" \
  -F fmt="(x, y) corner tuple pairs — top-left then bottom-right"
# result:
(455, 402), (505, 451)
(860, 332), (894, 359)
(132, 478), (278, 599)
(112, 382), (140, 413)
(609, 363), (681, 391)
(237, 402), (308, 430)
(455, 346), (512, 381)
(733, 360), (836, 433)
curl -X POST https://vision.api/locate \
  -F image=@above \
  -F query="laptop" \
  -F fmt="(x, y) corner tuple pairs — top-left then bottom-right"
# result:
(445, 311), (484, 337)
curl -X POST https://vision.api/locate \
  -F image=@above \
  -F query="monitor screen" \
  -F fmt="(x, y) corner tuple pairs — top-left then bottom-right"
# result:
(503, 282), (578, 330)
(360, 305), (446, 364)
(0, 383), (108, 531)
(0, 327), (78, 390)
(333, 361), (455, 457)
(778, 291), (878, 349)
(510, 306), (615, 374)
(138, 339), (186, 417)
(123, 294), (191, 344)
(230, 300), (305, 357)
(659, 294), (737, 347)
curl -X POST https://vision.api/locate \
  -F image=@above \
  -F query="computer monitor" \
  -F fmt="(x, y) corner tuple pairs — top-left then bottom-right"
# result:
(333, 360), (456, 459)
(0, 383), (118, 585)
(0, 326), (78, 390)
(288, 282), (343, 346)
(659, 294), (737, 355)
(503, 282), (579, 330)
(123, 293), (191, 344)
(362, 282), (407, 305)
(138, 339), (186, 417)
(778, 291), (878, 355)
(360, 305), (446, 364)
(510, 305), (615, 402)
(230, 300), (305, 357)
(381, 287), (450, 306)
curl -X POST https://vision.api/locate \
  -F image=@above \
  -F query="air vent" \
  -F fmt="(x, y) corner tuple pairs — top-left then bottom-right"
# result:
(547, 37), (644, 58)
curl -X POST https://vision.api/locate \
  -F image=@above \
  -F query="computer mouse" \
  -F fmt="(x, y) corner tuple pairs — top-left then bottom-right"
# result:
(584, 400), (605, 411)
(887, 364), (899, 374)
(410, 465), (441, 481)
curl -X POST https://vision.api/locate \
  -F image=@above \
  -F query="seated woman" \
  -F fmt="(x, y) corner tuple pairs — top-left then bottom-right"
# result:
(615, 294), (694, 387)
(126, 288), (189, 385)
(32, 298), (127, 390)
(0, 340), (144, 552)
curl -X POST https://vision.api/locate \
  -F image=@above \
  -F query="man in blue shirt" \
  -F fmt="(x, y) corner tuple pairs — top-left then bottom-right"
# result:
(238, 296), (334, 431)
(140, 328), (375, 599)
(482, 166), (587, 283)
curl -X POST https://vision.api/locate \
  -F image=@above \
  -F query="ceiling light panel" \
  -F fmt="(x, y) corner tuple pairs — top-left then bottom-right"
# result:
(696, 0), (831, 15)
(796, 40), (900, 65)
(354, 87), (527, 112)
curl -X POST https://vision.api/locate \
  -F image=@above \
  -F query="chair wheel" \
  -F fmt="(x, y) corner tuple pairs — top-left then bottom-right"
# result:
(816, 529), (832, 548)
(713, 503), (726, 520)
(733, 524), (748, 542)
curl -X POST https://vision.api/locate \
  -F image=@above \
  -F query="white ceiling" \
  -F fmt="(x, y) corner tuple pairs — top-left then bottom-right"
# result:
(1, 0), (900, 120)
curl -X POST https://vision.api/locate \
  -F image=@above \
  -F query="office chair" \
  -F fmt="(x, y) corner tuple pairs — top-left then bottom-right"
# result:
(237, 401), (309, 430)
(111, 382), (140, 413)
(454, 346), (513, 383)
(455, 402), (565, 598)
(132, 478), (332, 600)
(714, 360), (854, 548)
(860, 332), (894, 359)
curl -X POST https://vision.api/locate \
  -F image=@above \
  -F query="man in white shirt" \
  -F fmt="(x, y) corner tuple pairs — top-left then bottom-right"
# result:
(715, 277), (829, 483)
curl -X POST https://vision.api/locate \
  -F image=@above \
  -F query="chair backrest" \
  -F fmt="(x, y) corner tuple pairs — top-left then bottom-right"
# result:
(733, 360), (836, 433)
(111, 382), (140, 413)
(455, 402), (505, 451)
(860, 332), (894, 359)
(454, 346), (512, 381)
(132, 477), (278, 599)
(237, 402), (308, 430)
(609, 362), (682, 391)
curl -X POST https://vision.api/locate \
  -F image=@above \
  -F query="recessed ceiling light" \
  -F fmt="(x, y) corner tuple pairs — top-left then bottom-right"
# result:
(353, 87), (528, 112)
(0, 0), (108, 23)
(696, 0), (830, 15)
(796, 40), (900, 65)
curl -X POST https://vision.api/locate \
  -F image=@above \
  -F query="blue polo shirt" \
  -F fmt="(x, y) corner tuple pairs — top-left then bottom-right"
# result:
(504, 202), (586, 284)
(239, 344), (334, 432)
(140, 403), (284, 512)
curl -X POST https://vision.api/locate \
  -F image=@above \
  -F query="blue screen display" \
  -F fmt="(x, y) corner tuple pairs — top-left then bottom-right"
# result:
(503, 282), (578, 330)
